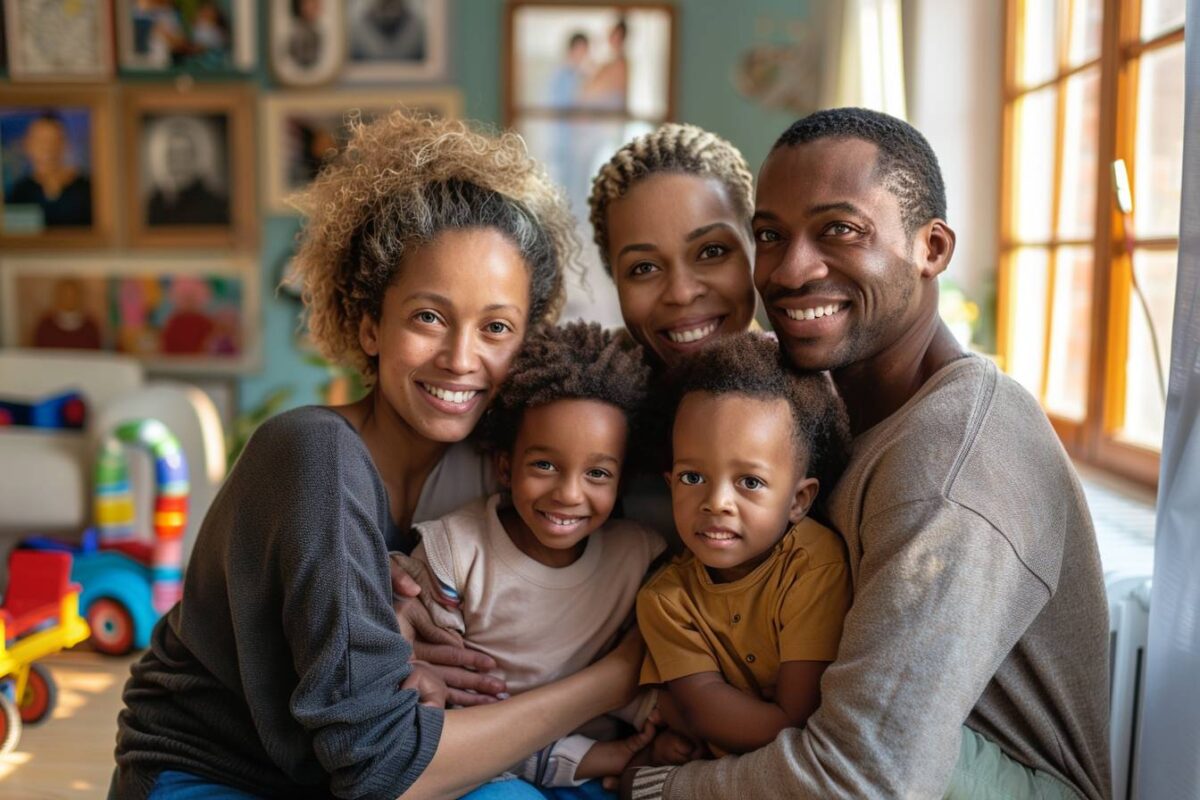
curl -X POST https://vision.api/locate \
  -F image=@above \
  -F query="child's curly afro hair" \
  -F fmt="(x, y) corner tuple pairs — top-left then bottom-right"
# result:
(665, 332), (850, 500)
(479, 321), (651, 453)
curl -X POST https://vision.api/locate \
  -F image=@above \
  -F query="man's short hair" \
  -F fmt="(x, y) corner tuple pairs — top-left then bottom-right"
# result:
(773, 107), (947, 235)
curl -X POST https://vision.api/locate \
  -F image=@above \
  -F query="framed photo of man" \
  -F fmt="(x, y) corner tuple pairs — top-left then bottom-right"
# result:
(505, 1), (676, 326)
(0, 86), (116, 249)
(115, 0), (256, 74)
(343, 0), (447, 82)
(270, 0), (345, 86)
(3, 0), (115, 80)
(0, 254), (260, 374)
(122, 84), (256, 249)
(260, 88), (462, 213)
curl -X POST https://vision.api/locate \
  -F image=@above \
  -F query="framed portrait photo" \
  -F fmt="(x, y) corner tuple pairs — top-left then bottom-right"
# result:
(3, 0), (115, 80)
(0, 86), (116, 249)
(0, 254), (260, 374)
(115, 0), (256, 74)
(270, 0), (345, 86)
(505, 0), (675, 326)
(260, 88), (461, 214)
(122, 84), (256, 249)
(343, 0), (447, 82)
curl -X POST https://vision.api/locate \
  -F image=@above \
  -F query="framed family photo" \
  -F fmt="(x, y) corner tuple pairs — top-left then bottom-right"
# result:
(270, 0), (345, 86)
(115, 0), (256, 74)
(343, 0), (448, 82)
(0, 86), (116, 249)
(122, 84), (257, 249)
(3, 0), (114, 80)
(505, 0), (676, 326)
(0, 254), (260, 374)
(260, 88), (462, 213)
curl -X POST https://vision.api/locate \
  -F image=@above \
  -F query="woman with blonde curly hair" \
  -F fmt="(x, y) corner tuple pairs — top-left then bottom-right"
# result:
(112, 111), (643, 800)
(589, 123), (758, 370)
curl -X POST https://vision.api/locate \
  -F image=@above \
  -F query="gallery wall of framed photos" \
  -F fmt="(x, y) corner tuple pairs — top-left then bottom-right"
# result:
(1, 0), (808, 417)
(0, 0), (461, 415)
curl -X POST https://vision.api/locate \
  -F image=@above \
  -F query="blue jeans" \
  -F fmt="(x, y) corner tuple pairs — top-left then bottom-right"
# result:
(460, 777), (615, 800)
(147, 770), (264, 799)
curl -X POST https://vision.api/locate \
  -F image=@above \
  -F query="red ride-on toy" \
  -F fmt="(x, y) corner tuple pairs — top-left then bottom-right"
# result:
(0, 550), (92, 754)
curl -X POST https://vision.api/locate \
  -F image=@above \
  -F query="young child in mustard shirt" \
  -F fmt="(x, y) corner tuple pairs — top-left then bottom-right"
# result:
(637, 332), (853, 757)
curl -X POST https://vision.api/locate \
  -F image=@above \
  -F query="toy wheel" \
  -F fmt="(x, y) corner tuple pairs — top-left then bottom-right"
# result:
(87, 598), (136, 656)
(19, 664), (57, 725)
(0, 693), (20, 756)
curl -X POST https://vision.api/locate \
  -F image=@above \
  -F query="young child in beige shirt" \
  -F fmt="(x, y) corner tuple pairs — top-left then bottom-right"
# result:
(637, 332), (853, 758)
(411, 321), (666, 794)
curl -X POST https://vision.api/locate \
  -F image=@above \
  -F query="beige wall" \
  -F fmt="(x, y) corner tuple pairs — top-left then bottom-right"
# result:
(903, 0), (1003, 318)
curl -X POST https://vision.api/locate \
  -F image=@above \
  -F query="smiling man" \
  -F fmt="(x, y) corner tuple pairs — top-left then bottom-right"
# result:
(623, 109), (1112, 799)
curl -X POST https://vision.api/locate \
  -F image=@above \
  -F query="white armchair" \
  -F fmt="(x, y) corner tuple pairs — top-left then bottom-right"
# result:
(0, 349), (226, 569)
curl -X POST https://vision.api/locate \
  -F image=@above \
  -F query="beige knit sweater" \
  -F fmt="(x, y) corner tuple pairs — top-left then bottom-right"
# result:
(637, 356), (1112, 800)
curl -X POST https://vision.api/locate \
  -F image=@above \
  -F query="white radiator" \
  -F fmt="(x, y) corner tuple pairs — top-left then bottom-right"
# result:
(1106, 574), (1152, 800)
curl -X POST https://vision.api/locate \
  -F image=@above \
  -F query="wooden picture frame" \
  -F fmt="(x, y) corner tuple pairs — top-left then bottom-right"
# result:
(260, 88), (462, 214)
(3, 0), (115, 81)
(269, 0), (346, 87)
(0, 85), (117, 249)
(115, 0), (256, 74)
(122, 84), (257, 250)
(343, 0), (448, 83)
(0, 254), (260, 375)
(504, 0), (676, 326)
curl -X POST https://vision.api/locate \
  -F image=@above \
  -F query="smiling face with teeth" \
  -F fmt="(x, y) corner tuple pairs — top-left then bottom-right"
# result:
(669, 393), (818, 583)
(752, 138), (952, 374)
(606, 173), (757, 368)
(358, 227), (531, 444)
(495, 398), (629, 568)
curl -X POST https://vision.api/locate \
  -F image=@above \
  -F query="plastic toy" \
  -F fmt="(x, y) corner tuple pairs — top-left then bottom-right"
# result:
(0, 550), (92, 755)
(22, 418), (189, 656)
(0, 390), (87, 430)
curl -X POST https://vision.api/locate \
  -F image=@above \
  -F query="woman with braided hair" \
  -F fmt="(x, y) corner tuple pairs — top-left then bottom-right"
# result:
(112, 111), (645, 800)
(588, 123), (758, 370)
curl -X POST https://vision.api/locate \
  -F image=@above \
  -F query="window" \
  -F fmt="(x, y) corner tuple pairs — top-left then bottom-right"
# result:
(1000, 0), (1185, 486)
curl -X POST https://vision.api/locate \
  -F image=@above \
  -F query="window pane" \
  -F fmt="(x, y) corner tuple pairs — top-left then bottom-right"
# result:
(1140, 0), (1186, 41)
(1021, 0), (1063, 87)
(1013, 87), (1058, 242)
(1058, 68), (1100, 239)
(1134, 42), (1186, 238)
(1007, 248), (1051, 399)
(1118, 249), (1177, 450)
(1044, 246), (1093, 420)
(1068, 0), (1104, 65)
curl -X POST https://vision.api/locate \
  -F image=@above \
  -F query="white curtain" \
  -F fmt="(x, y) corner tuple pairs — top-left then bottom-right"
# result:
(824, 0), (908, 118)
(1138, 0), (1200, 797)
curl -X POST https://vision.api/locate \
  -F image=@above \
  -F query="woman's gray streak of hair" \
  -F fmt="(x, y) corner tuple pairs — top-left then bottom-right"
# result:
(357, 179), (558, 323)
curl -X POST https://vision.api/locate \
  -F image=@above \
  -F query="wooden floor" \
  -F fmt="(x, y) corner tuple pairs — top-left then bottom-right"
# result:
(1, 650), (136, 800)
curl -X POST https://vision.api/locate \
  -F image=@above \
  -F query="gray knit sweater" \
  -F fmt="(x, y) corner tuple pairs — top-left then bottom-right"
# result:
(632, 356), (1112, 799)
(113, 406), (443, 799)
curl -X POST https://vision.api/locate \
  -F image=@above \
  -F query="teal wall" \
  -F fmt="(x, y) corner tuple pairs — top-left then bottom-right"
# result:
(239, 0), (814, 414)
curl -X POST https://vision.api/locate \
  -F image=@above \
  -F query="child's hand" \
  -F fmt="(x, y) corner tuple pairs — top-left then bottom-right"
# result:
(576, 721), (658, 780)
(648, 728), (705, 765)
(401, 661), (448, 708)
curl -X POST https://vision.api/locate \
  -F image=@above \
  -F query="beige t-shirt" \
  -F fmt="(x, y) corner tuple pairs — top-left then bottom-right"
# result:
(412, 494), (666, 695)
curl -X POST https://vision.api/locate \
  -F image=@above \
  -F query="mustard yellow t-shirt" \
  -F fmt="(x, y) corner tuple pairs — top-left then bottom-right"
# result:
(637, 517), (852, 698)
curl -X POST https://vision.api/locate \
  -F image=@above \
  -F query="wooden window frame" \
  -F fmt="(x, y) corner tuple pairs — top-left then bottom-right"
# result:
(999, 0), (1184, 488)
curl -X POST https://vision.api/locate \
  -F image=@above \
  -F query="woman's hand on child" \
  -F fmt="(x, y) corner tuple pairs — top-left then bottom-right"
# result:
(390, 554), (509, 706)
(402, 661), (449, 708)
